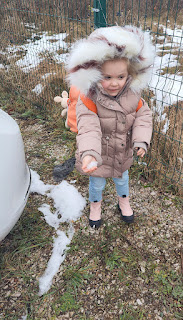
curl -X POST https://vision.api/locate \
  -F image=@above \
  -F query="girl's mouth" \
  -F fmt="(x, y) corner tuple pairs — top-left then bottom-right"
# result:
(109, 88), (119, 92)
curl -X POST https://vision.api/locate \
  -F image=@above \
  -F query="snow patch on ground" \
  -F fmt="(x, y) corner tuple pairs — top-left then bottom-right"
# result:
(23, 22), (36, 29)
(30, 169), (86, 296)
(38, 228), (74, 296)
(149, 24), (183, 133)
(42, 72), (56, 79)
(48, 181), (86, 222)
(0, 31), (68, 73)
(30, 170), (51, 195)
(32, 83), (44, 95)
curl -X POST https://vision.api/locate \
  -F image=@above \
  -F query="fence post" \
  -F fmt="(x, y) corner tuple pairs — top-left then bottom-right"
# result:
(93, 0), (106, 29)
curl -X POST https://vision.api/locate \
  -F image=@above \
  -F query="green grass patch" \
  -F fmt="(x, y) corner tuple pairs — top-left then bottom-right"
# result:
(55, 291), (80, 313)
(153, 269), (183, 303)
(119, 305), (145, 320)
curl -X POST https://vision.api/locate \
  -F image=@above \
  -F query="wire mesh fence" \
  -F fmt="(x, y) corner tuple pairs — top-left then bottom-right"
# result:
(0, 0), (182, 192)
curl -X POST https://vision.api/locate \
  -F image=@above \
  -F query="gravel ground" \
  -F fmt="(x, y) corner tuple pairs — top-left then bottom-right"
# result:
(0, 118), (182, 320)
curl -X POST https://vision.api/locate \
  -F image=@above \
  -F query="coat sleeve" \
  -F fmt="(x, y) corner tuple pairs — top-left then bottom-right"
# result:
(76, 98), (103, 165)
(132, 98), (152, 149)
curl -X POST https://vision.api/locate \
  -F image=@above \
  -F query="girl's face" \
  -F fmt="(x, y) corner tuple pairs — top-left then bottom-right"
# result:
(101, 59), (128, 97)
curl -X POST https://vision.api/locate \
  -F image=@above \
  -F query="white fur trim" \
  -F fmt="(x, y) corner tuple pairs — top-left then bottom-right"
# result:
(130, 69), (153, 93)
(66, 25), (155, 94)
(67, 68), (102, 95)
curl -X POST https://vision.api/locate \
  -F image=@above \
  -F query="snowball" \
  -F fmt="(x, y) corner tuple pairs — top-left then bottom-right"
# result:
(87, 161), (98, 170)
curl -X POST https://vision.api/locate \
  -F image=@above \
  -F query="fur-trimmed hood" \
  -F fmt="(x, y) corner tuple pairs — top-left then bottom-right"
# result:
(66, 25), (155, 94)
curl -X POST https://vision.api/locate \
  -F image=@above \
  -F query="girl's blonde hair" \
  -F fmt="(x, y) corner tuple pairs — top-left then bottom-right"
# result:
(104, 57), (137, 78)
(123, 57), (137, 78)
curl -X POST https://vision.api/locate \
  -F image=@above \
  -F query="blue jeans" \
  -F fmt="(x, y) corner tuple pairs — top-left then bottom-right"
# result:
(89, 170), (129, 202)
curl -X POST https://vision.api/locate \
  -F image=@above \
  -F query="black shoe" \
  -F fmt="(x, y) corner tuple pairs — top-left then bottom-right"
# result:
(89, 219), (102, 229)
(53, 157), (76, 182)
(117, 203), (134, 224)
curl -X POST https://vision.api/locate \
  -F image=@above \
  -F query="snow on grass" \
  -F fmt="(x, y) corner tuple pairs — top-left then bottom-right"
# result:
(16, 32), (68, 72)
(32, 83), (44, 95)
(30, 169), (86, 295)
(23, 22), (36, 29)
(150, 71), (183, 113)
(30, 170), (52, 195)
(154, 53), (179, 70)
(42, 72), (56, 79)
(162, 118), (170, 134)
(38, 228), (74, 296)
(31, 73), (56, 95)
(159, 25), (183, 45)
(149, 25), (183, 133)
(38, 204), (61, 229)
(18, 312), (27, 320)
(150, 26), (183, 107)
(48, 180), (86, 222)
(0, 31), (68, 73)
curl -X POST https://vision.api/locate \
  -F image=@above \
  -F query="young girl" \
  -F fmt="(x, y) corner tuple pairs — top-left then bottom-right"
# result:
(66, 25), (155, 228)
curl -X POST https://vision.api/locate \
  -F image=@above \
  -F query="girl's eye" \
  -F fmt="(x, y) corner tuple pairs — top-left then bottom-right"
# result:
(119, 76), (124, 79)
(104, 76), (111, 80)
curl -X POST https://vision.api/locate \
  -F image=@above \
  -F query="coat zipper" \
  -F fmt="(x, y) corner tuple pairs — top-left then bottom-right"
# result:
(105, 136), (109, 160)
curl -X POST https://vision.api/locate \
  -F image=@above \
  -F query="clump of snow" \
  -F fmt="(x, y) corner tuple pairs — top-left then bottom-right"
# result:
(87, 161), (98, 170)
(30, 170), (51, 195)
(30, 169), (86, 296)
(38, 204), (61, 230)
(48, 180), (86, 222)
(38, 229), (73, 296)
(70, 180), (77, 184)
(42, 72), (56, 79)
(18, 312), (27, 320)
(162, 119), (170, 134)
(23, 22), (36, 29)
(138, 161), (147, 166)
(32, 83), (44, 95)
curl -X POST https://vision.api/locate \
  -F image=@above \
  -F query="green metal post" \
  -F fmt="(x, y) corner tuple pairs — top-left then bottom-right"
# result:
(93, 0), (106, 28)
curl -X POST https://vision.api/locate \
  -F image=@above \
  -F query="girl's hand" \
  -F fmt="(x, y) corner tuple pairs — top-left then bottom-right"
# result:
(136, 147), (146, 158)
(82, 155), (97, 173)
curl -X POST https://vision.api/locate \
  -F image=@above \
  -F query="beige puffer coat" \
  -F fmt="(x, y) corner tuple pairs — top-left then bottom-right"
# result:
(75, 82), (152, 178)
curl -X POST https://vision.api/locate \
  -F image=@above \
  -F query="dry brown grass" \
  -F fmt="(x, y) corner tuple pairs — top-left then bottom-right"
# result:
(1, 0), (183, 33)
(137, 89), (183, 194)
(0, 12), (31, 48)
(147, 102), (183, 194)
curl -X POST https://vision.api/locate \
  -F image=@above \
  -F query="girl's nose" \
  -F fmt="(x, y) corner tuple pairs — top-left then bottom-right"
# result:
(111, 79), (118, 86)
